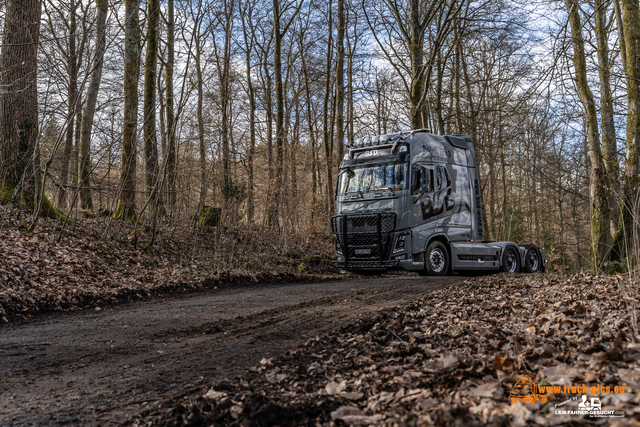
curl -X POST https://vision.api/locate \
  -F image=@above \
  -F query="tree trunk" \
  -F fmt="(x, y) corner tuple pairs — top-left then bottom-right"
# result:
(335, 0), (345, 161)
(240, 6), (256, 224)
(345, 7), (357, 147)
(301, 41), (318, 221)
(221, 20), (232, 192)
(499, 113), (507, 240)
(58, 0), (78, 209)
(157, 68), (166, 165)
(143, 0), (161, 219)
(262, 50), (275, 226)
(435, 49), (445, 134)
(166, 0), (177, 212)
(613, 0), (628, 76)
(195, 34), (207, 209)
(271, 0), (285, 229)
(460, 46), (477, 142)
(565, 0), (611, 267)
(618, 0), (640, 261)
(115, 0), (140, 222)
(595, 0), (620, 244)
(290, 103), (300, 229)
(210, 0), (234, 210)
(0, 0), (42, 207)
(323, 0), (335, 217)
(266, 0), (301, 227)
(78, 0), (109, 211)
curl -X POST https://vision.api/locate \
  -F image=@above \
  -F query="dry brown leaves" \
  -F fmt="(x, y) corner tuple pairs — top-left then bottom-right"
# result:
(141, 273), (640, 427)
(0, 204), (337, 321)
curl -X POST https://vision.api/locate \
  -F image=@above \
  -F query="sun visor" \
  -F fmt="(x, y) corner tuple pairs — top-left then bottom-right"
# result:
(340, 146), (409, 167)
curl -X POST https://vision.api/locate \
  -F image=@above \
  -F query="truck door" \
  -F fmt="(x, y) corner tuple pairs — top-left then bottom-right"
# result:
(410, 164), (433, 224)
(431, 165), (454, 216)
(411, 164), (454, 225)
(410, 164), (435, 257)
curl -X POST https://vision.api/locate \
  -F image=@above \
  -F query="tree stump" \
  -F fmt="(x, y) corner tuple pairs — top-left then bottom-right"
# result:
(198, 206), (221, 227)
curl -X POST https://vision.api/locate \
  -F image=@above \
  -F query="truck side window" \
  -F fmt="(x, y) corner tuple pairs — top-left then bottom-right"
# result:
(435, 166), (450, 190)
(411, 166), (423, 196)
(425, 168), (433, 192)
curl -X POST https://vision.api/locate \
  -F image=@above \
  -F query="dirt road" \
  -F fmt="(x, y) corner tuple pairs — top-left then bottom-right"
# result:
(0, 275), (462, 426)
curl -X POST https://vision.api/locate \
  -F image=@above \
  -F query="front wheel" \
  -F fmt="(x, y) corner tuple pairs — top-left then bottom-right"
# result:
(425, 241), (449, 276)
(501, 247), (520, 273)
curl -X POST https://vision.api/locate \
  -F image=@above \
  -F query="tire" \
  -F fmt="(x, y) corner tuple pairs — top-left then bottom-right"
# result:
(523, 245), (541, 273)
(501, 247), (520, 273)
(425, 241), (449, 276)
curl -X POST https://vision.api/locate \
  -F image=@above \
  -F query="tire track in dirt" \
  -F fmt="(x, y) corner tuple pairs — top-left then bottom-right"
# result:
(0, 275), (462, 426)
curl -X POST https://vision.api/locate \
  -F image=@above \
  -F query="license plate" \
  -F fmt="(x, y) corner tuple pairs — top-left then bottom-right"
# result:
(355, 249), (371, 255)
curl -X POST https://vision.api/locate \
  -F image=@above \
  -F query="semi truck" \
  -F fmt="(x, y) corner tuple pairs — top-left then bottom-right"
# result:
(331, 130), (546, 276)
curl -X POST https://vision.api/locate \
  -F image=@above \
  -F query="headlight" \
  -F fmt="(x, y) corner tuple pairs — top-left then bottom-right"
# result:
(393, 235), (406, 254)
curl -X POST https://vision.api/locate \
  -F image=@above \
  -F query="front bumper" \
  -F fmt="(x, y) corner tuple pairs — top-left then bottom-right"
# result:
(332, 259), (399, 270)
(331, 212), (397, 269)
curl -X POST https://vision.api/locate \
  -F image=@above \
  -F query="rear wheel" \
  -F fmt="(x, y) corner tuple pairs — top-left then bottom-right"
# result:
(524, 245), (541, 273)
(501, 247), (520, 273)
(425, 241), (449, 276)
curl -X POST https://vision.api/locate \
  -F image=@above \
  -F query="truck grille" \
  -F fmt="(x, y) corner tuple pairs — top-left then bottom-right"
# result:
(331, 213), (396, 268)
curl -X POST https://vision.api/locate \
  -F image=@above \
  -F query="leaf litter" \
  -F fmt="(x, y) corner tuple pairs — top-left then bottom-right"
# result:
(0, 204), (337, 321)
(135, 272), (640, 426)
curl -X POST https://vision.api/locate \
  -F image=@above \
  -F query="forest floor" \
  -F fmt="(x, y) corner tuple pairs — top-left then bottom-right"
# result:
(0, 203), (338, 321)
(135, 273), (640, 427)
(0, 275), (460, 425)
(2, 204), (640, 426)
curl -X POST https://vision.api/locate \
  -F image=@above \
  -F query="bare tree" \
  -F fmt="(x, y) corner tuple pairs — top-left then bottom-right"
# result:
(240, 0), (258, 223)
(335, 0), (345, 161)
(56, 0), (79, 209)
(322, 0), (335, 216)
(618, 0), (640, 260)
(115, 0), (141, 221)
(78, 0), (110, 211)
(266, 0), (303, 227)
(0, 0), (42, 207)
(143, 0), (162, 219)
(364, 0), (462, 129)
(565, 0), (611, 266)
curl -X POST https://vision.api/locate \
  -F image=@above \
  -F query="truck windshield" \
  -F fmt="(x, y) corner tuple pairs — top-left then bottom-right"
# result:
(338, 162), (407, 195)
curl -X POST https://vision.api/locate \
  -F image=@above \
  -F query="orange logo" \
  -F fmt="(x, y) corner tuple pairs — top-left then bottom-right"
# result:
(509, 372), (548, 404)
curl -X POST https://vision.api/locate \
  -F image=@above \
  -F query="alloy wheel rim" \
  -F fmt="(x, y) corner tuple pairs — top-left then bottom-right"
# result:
(506, 251), (517, 272)
(430, 248), (445, 273)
